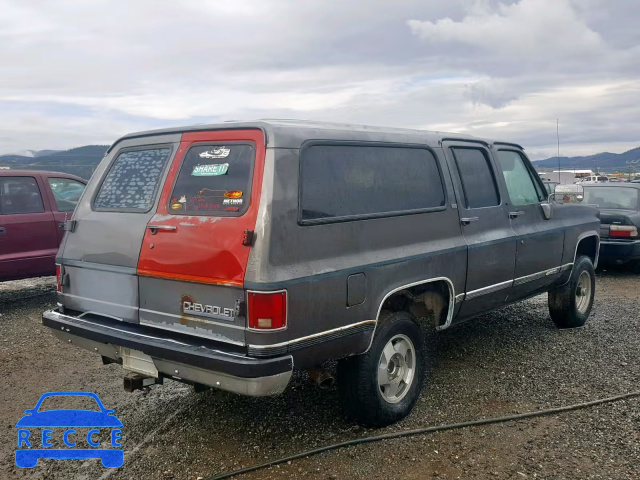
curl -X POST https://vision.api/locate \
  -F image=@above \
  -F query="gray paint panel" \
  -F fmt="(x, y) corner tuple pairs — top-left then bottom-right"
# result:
(245, 147), (467, 348)
(60, 265), (138, 322)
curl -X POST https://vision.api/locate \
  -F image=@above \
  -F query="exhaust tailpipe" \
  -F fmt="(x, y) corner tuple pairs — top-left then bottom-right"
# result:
(307, 368), (335, 390)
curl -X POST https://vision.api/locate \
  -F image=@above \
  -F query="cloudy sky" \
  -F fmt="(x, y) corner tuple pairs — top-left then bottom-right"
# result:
(1, 0), (638, 159)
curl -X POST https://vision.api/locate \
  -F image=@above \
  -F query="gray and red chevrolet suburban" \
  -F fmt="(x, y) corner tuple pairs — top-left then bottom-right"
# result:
(43, 120), (600, 426)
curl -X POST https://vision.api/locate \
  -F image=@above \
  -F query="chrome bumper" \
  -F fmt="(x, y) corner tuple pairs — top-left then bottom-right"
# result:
(43, 309), (293, 396)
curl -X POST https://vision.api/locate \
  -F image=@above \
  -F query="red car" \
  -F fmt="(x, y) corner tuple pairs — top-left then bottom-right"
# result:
(0, 170), (86, 281)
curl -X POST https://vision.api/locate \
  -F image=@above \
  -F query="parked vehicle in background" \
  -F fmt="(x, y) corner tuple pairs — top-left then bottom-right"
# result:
(584, 184), (640, 268)
(0, 170), (86, 281)
(43, 120), (600, 426)
(576, 175), (609, 184)
(542, 180), (559, 195)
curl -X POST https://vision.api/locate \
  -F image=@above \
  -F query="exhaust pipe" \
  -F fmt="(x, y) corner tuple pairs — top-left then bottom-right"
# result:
(307, 368), (335, 390)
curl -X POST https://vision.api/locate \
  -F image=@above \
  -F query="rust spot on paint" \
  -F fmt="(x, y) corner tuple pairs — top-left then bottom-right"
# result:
(180, 294), (195, 325)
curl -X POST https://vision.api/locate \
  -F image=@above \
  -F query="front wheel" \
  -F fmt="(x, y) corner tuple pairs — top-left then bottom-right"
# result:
(337, 311), (425, 427)
(548, 255), (595, 328)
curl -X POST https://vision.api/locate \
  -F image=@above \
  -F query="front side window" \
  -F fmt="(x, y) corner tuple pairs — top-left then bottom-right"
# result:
(300, 144), (446, 222)
(0, 177), (44, 214)
(94, 147), (172, 212)
(451, 148), (500, 209)
(496, 150), (545, 206)
(48, 178), (86, 212)
(583, 187), (639, 210)
(169, 143), (254, 216)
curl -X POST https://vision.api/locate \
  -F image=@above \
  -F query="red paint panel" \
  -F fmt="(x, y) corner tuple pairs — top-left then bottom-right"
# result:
(137, 129), (265, 285)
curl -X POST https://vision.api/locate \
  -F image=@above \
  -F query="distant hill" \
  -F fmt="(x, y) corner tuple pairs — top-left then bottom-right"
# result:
(534, 147), (640, 171)
(0, 145), (109, 179)
(1, 149), (61, 158)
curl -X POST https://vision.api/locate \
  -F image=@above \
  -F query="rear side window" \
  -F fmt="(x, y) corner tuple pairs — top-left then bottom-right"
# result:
(0, 176), (45, 214)
(300, 144), (445, 222)
(94, 148), (172, 212)
(169, 143), (254, 216)
(451, 148), (500, 208)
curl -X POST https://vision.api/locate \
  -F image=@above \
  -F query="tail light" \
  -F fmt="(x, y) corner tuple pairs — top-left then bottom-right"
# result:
(247, 291), (287, 330)
(609, 225), (638, 238)
(55, 264), (63, 292)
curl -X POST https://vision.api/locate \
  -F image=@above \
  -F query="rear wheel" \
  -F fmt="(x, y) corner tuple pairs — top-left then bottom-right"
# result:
(337, 311), (425, 427)
(548, 255), (595, 328)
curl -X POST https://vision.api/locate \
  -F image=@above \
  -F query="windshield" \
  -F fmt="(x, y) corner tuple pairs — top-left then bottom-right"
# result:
(583, 187), (639, 210)
(48, 177), (86, 212)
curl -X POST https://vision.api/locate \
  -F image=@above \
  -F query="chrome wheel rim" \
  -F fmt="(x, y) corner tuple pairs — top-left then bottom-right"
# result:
(377, 334), (415, 404)
(575, 271), (592, 314)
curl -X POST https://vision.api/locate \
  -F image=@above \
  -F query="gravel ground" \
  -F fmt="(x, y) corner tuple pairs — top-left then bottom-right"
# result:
(0, 270), (638, 480)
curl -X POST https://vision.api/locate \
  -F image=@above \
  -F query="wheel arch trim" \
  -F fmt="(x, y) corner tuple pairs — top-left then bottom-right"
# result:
(364, 277), (455, 354)
(574, 231), (600, 268)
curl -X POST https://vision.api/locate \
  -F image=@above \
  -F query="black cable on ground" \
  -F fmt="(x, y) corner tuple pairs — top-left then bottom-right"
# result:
(207, 389), (640, 480)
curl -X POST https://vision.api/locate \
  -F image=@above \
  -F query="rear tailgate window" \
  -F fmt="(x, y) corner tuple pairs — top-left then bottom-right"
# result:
(168, 143), (254, 216)
(93, 147), (172, 212)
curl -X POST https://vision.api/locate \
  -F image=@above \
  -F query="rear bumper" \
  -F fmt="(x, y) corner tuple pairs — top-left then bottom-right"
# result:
(42, 309), (293, 396)
(599, 239), (640, 264)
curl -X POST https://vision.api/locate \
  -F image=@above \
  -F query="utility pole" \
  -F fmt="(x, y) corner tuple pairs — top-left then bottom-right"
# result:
(557, 119), (560, 182)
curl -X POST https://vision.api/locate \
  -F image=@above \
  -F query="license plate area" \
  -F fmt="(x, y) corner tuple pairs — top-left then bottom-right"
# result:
(121, 347), (159, 377)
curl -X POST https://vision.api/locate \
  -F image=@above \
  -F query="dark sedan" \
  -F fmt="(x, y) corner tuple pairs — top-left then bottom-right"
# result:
(583, 184), (640, 268)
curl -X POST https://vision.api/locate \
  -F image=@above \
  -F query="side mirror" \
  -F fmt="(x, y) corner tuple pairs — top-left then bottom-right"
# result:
(552, 184), (584, 204)
(541, 202), (552, 220)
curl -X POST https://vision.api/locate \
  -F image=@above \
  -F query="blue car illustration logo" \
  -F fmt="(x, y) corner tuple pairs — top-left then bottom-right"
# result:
(15, 391), (123, 468)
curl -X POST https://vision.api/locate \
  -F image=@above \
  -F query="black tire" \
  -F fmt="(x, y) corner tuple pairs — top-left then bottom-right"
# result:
(548, 255), (595, 328)
(337, 310), (425, 427)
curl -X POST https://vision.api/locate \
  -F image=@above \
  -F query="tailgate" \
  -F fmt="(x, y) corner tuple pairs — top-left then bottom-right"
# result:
(137, 129), (266, 345)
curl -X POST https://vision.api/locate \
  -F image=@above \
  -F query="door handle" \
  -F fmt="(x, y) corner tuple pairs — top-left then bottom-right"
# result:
(147, 225), (177, 235)
(509, 211), (525, 219)
(460, 217), (479, 225)
(0, 227), (5, 235)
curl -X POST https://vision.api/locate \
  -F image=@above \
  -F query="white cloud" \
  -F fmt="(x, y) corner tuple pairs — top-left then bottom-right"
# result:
(408, 0), (606, 76)
(0, 0), (638, 159)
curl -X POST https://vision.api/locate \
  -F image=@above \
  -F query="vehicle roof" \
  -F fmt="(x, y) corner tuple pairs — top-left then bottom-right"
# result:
(0, 170), (86, 182)
(582, 183), (640, 190)
(109, 119), (524, 152)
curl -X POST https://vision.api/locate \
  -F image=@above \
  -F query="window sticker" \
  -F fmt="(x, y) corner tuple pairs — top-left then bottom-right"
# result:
(199, 147), (230, 159)
(197, 188), (226, 198)
(224, 190), (243, 199)
(192, 163), (229, 176)
(223, 198), (243, 206)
